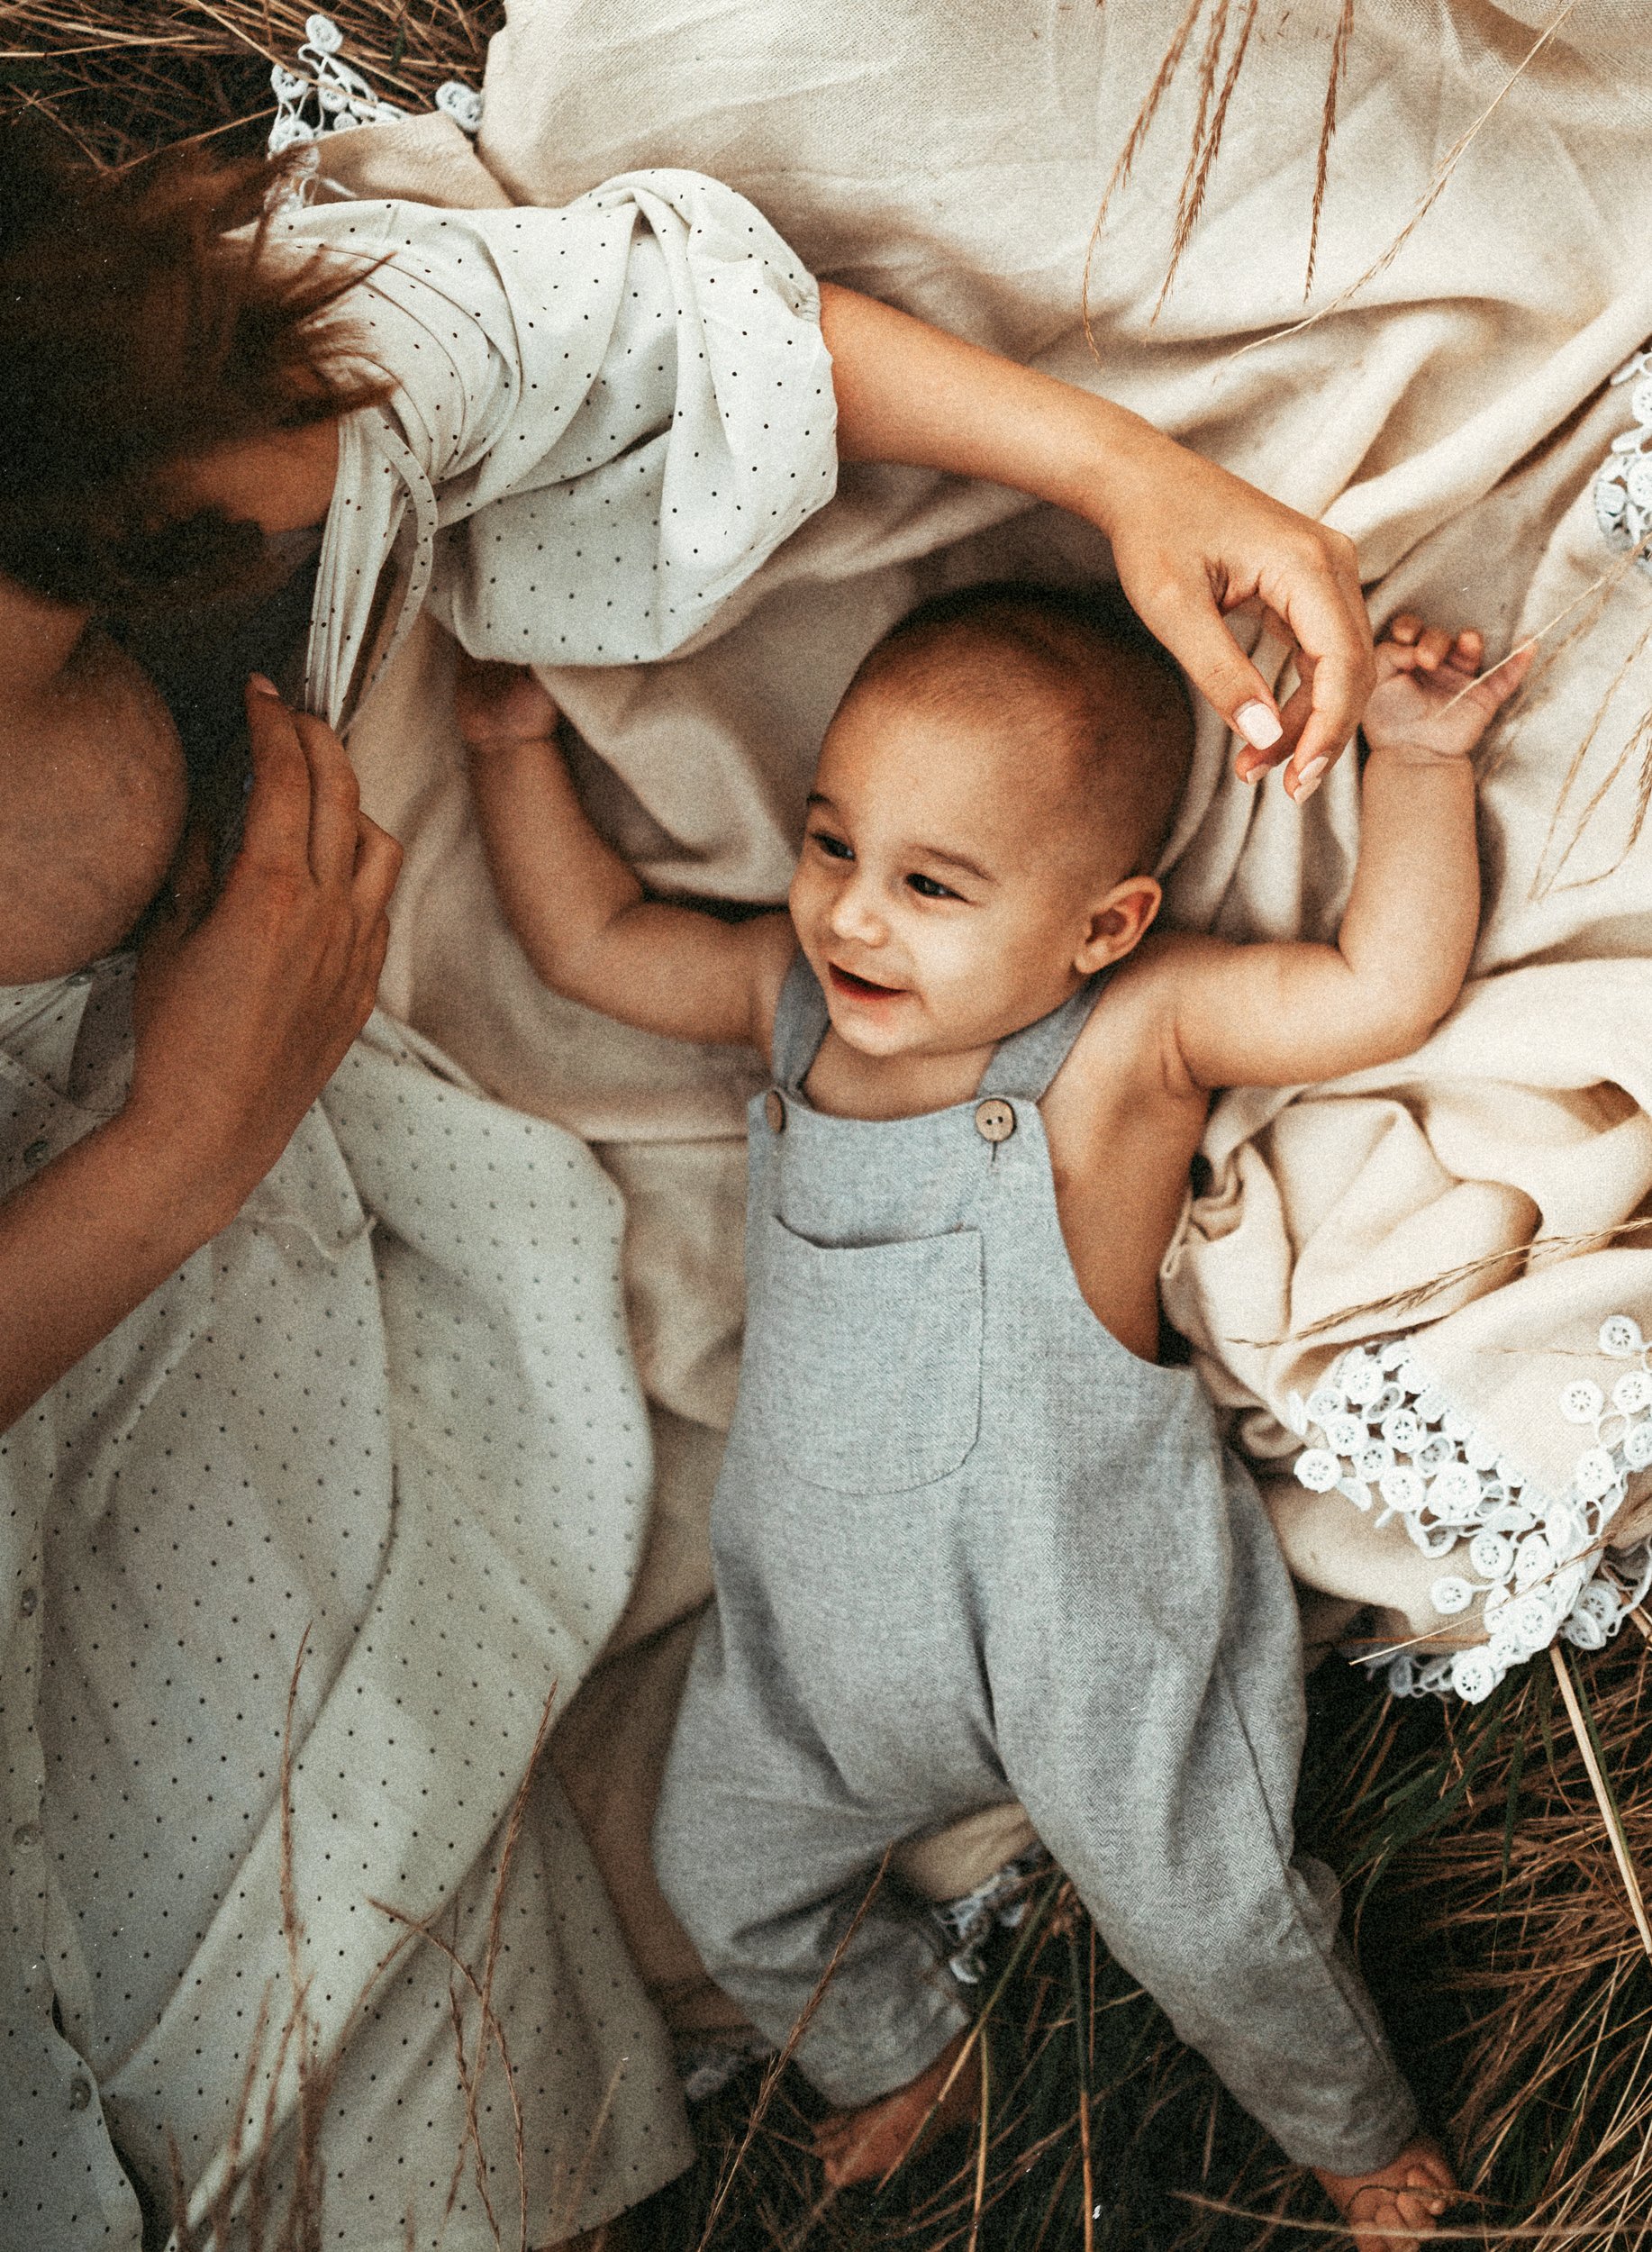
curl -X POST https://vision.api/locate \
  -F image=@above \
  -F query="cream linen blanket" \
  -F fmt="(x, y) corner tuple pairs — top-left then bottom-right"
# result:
(318, 0), (1652, 1950)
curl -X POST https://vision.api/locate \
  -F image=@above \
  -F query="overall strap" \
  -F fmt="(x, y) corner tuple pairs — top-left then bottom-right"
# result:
(976, 968), (1113, 1103)
(770, 950), (831, 1091)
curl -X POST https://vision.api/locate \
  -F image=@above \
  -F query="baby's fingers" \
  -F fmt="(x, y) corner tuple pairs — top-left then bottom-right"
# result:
(1467, 637), (1534, 714)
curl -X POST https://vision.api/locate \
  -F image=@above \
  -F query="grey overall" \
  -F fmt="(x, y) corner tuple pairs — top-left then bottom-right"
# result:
(654, 958), (1419, 2173)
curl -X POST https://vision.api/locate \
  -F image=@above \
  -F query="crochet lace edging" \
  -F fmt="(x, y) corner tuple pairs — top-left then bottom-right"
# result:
(1593, 347), (1652, 572)
(268, 12), (483, 195)
(1289, 1320), (1652, 1703)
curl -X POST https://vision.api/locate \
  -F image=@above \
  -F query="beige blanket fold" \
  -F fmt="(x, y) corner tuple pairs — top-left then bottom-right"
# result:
(323, 0), (1652, 1948)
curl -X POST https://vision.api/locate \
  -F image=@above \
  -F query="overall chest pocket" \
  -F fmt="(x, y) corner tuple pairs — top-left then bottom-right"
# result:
(748, 1216), (984, 1494)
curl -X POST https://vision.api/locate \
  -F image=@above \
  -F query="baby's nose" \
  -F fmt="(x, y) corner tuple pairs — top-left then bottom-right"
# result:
(828, 881), (885, 943)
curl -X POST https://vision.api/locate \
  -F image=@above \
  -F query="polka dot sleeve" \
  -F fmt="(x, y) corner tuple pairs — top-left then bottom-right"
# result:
(280, 171), (839, 710)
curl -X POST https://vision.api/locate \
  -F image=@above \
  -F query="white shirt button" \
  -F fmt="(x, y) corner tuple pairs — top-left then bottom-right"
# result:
(975, 1099), (1015, 1143)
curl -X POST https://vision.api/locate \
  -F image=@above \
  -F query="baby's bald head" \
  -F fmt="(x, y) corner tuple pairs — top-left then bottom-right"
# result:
(842, 582), (1194, 880)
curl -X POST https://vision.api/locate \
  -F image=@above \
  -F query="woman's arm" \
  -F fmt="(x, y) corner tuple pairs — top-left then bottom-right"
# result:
(1160, 621), (1530, 1092)
(0, 681), (401, 1431)
(819, 284), (1372, 794)
(459, 659), (794, 1056)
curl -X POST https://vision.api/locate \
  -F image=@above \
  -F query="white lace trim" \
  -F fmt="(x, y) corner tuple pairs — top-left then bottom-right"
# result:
(268, 13), (483, 181)
(1289, 1321), (1652, 1703)
(1593, 348), (1652, 572)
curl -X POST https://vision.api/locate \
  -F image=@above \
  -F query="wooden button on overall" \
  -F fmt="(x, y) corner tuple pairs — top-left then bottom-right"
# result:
(765, 1089), (786, 1133)
(974, 1098), (1015, 1143)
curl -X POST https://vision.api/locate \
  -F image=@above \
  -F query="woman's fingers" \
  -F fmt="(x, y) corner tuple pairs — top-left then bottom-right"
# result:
(1136, 577), (1287, 756)
(241, 676), (315, 872)
(1154, 540), (1372, 793)
(291, 705), (362, 887)
(351, 813), (404, 921)
(240, 678), (369, 891)
(1266, 552), (1375, 789)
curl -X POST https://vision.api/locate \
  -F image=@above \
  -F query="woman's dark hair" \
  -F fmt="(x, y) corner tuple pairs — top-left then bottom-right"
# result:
(0, 121), (392, 613)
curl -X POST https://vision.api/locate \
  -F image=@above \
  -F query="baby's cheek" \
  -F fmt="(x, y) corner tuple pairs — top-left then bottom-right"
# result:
(913, 919), (1014, 1016)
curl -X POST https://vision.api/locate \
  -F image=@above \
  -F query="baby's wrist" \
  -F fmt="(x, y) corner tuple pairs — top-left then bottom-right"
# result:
(1361, 732), (1475, 773)
(460, 725), (560, 759)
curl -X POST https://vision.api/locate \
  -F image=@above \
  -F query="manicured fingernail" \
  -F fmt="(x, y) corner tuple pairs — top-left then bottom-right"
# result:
(248, 672), (280, 697)
(1236, 700), (1283, 750)
(1292, 758), (1330, 804)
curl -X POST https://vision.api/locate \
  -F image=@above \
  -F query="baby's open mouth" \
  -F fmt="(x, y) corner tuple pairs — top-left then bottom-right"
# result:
(828, 963), (904, 1001)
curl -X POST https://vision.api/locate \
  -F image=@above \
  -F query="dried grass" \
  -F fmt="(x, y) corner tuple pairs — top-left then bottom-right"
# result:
(0, 1), (502, 168)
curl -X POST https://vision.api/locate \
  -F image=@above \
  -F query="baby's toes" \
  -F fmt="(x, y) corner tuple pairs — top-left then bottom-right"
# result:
(1402, 2166), (1450, 2212)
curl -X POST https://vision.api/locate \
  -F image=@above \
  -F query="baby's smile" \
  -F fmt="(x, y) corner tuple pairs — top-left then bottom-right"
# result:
(827, 961), (906, 1003)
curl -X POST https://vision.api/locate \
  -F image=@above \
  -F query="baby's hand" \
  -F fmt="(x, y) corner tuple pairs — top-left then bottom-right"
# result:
(453, 649), (560, 754)
(1361, 614), (1532, 764)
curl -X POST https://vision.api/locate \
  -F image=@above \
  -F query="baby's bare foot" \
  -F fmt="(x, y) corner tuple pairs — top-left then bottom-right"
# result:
(1313, 2135), (1456, 2251)
(812, 2030), (979, 2190)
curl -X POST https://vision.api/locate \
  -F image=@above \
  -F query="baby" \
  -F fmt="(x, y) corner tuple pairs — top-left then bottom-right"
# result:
(0, 626), (189, 985)
(459, 586), (1526, 2250)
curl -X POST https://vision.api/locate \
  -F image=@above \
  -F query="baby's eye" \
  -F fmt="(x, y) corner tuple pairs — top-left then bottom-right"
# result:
(906, 872), (960, 902)
(809, 829), (854, 862)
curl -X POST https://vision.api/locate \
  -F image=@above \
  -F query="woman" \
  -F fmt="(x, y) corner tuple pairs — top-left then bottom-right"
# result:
(0, 129), (1373, 2249)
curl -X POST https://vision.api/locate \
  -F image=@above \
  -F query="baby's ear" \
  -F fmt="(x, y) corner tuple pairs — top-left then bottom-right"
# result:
(1076, 875), (1161, 972)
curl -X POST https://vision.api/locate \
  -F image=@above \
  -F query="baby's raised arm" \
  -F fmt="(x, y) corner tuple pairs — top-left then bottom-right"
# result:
(1157, 618), (1530, 1092)
(458, 656), (794, 1061)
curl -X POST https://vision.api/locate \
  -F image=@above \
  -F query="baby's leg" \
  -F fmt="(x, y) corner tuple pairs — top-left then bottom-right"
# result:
(653, 1612), (970, 2114)
(994, 1467), (1436, 2209)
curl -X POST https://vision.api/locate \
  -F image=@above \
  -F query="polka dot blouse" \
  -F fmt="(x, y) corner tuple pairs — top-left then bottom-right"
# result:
(276, 170), (840, 725)
(1, 974), (687, 2246)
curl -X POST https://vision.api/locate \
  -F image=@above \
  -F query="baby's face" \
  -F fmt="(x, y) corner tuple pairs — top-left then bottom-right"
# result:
(788, 684), (1139, 1065)
(0, 633), (189, 984)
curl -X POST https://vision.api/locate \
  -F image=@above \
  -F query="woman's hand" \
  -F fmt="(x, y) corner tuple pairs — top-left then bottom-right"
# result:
(1091, 419), (1373, 795)
(129, 678), (403, 1219)
(0, 679), (400, 1432)
(820, 283), (1374, 797)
